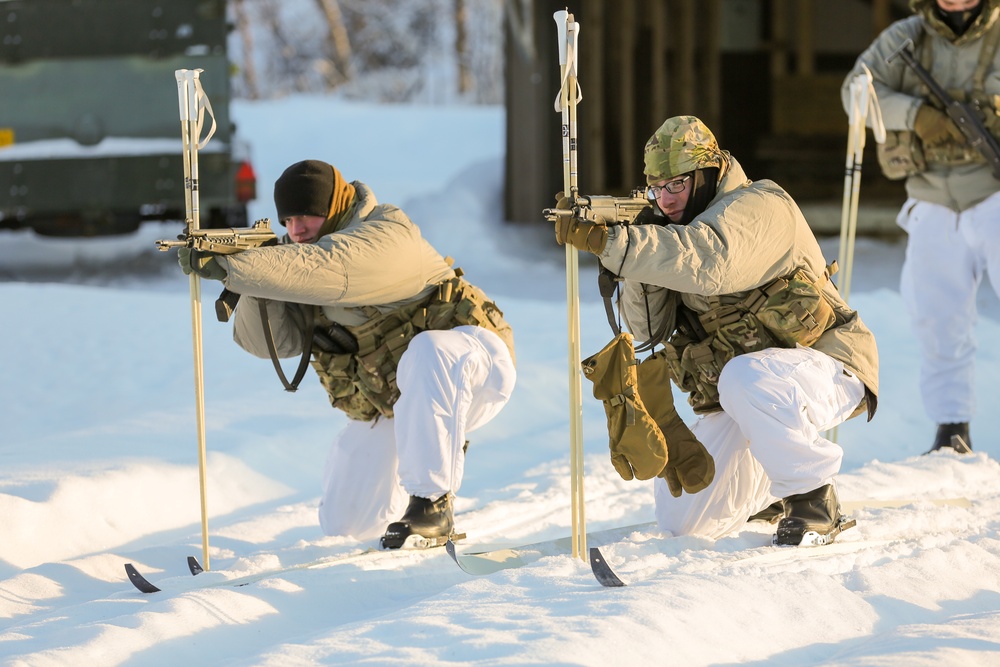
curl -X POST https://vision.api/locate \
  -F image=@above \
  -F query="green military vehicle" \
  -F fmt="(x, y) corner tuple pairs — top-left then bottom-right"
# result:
(0, 0), (256, 236)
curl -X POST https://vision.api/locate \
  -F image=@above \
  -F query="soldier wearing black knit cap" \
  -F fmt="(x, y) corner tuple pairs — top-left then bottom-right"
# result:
(179, 159), (517, 550)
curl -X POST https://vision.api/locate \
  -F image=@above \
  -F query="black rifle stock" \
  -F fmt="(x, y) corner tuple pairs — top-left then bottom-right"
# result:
(888, 38), (1000, 179)
(156, 217), (278, 322)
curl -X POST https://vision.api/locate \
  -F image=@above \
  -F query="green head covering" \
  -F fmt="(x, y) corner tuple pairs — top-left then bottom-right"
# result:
(643, 116), (726, 185)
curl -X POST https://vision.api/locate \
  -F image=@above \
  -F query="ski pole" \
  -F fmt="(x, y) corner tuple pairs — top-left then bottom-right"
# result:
(831, 64), (883, 444)
(838, 65), (877, 303)
(176, 68), (216, 571)
(553, 9), (587, 561)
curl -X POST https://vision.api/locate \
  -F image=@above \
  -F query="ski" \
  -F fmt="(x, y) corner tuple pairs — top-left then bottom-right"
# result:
(124, 562), (162, 593)
(446, 540), (532, 575)
(446, 521), (654, 576)
(587, 496), (970, 587)
(588, 534), (887, 588)
(588, 547), (626, 587)
(124, 554), (205, 592)
(841, 497), (970, 511)
(124, 532), (467, 594)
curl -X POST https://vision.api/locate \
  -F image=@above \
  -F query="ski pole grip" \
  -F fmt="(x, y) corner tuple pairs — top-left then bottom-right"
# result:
(553, 10), (568, 66)
(174, 69), (203, 123)
(569, 22), (580, 76)
(175, 69), (191, 122)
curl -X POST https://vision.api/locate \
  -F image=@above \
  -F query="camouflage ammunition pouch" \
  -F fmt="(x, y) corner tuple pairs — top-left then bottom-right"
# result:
(755, 270), (836, 347)
(413, 276), (515, 361)
(876, 130), (926, 180)
(582, 332), (668, 481)
(311, 274), (514, 421)
(663, 268), (837, 414)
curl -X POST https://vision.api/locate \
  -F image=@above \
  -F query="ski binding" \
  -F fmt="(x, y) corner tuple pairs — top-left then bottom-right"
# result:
(773, 516), (857, 547)
(380, 531), (466, 551)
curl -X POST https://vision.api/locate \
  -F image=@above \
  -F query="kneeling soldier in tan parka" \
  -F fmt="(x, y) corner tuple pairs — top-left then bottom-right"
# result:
(180, 159), (516, 549)
(556, 117), (879, 546)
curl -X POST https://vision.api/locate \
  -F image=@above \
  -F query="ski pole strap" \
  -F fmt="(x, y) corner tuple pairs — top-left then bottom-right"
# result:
(191, 74), (218, 149)
(258, 299), (314, 392)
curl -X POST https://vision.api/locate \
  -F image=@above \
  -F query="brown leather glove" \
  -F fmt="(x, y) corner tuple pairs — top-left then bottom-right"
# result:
(582, 333), (668, 481)
(914, 104), (965, 147)
(657, 424), (716, 498)
(636, 351), (715, 497)
(553, 193), (608, 254)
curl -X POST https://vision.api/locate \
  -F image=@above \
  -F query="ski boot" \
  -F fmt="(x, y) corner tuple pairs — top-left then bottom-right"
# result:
(747, 501), (783, 524)
(774, 484), (855, 547)
(924, 422), (972, 455)
(381, 493), (463, 550)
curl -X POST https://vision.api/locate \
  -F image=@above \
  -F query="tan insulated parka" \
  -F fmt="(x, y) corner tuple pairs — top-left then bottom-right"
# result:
(599, 156), (879, 405)
(217, 181), (514, 363)
(842, 0), (1000, 212)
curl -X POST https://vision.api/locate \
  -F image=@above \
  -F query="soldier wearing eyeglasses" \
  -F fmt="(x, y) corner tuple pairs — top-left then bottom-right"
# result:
(554, 116), (879, 546)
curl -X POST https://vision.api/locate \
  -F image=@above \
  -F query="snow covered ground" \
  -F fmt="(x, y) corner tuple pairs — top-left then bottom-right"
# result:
(3, 97), (1000, 666)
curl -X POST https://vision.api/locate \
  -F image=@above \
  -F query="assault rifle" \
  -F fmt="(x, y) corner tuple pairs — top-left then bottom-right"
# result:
(888, 38), (1000, 179)
(157, 217), (278, 321)
(544, 188), (655, 334)
(543, 189), (652, 227)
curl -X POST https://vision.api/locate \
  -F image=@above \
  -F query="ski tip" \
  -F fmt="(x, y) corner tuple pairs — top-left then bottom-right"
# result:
(187, 556), (204, 576)
(589, 547), (626, 587)
(124, 563), (161, 594)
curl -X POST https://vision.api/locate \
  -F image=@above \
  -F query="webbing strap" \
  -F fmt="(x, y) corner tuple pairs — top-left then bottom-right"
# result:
(258, 300), (315, 392)
(598, 266), (622, 335)
(919, 20), (1000, 97)
(973, 19), (1000, 91)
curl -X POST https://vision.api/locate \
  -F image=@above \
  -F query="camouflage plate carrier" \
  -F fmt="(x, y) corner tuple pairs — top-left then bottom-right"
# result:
(310, 270), (514, 421)
(663, 266), (838, 414)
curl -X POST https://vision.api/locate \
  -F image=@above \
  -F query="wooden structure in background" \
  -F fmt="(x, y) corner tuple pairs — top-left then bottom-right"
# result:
(504, 0), (905, 224)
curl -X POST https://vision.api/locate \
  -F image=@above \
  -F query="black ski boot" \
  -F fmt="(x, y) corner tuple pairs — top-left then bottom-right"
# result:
(925, 422), (972, 455)
(747, 501), (784, 524)
(381, 493), (456, 550)
(774, 484), (855, 547)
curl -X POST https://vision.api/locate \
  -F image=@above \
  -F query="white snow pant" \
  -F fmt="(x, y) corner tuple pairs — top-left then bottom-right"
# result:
(897, 193), (1000, 424)
(317, 326), (516, 540)
(653, 347), (866, 540)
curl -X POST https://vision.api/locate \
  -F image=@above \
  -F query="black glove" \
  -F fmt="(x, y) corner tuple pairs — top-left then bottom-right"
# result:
(178, 247), (227, 282)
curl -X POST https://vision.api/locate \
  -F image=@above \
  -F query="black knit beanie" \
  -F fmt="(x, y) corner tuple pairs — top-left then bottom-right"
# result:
(273, 160), (335, 223)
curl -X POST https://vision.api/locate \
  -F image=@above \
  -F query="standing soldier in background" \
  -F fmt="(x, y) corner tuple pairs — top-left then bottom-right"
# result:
(843, 0), (1000, 454)
(179, 159), (517, 549)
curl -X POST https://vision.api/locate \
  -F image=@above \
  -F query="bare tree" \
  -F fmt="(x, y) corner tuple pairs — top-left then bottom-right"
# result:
(227, 0), (503, 103)
(233, 0), (259, 99)
(455, 0), (473, 95)
(314, 0), (355, 87)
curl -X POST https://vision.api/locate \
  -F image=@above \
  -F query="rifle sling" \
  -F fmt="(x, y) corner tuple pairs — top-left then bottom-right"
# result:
(598, 266), (622, 336)
(258, 299), (314, 392)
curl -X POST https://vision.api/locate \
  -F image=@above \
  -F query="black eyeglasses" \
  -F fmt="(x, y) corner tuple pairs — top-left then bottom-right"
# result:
(647, 175), (691, 199)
